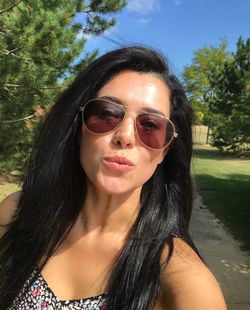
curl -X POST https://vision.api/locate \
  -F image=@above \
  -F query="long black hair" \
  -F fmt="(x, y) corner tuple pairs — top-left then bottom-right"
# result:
(0, 46), (200, 309)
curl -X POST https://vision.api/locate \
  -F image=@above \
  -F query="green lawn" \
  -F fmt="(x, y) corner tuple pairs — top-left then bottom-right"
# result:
(192, 145), (250, 251)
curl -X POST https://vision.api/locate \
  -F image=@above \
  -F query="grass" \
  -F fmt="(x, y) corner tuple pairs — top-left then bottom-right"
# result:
(192, 145), (250, 252)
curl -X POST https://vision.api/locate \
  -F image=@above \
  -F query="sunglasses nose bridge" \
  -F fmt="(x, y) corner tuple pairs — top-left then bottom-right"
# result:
(118, 112), (137, 132)
(111, 112), (137, 148)
(124, 110), (137, 120)
(123, 111), (141, 137)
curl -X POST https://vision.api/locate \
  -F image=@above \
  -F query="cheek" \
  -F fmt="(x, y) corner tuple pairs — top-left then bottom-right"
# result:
(146, 149), (165, 167)
(79, 137), (104, 190)
(79, 130), (97, 172)
(138, 150), (164, 182)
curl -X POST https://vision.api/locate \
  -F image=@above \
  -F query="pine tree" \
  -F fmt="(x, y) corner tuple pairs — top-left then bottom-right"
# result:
(0, 0), (127, 170)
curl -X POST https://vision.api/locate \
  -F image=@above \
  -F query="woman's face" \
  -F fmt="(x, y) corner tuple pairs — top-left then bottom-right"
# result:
(79, 70), (171, 195)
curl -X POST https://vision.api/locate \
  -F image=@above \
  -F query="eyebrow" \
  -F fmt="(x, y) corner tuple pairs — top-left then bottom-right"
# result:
(98, 96), (167, 117)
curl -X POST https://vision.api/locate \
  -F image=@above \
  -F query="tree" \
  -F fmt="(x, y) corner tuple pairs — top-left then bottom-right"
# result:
(182, 40), (232, 124)
(0, 0), (127, 170)
(208, 37), (250, 156)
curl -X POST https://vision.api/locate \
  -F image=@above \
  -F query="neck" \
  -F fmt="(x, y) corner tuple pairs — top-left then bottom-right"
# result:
(80, 183), (142, 237)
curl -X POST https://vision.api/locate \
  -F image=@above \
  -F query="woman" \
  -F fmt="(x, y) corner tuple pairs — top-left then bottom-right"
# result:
(0, 46), (226, 309)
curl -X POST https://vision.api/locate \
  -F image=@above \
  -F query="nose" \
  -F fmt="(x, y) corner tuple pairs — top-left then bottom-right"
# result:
(111, 116), (136, 148)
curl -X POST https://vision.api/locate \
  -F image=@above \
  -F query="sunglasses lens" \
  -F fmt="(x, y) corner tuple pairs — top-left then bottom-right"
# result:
(136, 114), (174, 149)
(83, 100), (124, 133)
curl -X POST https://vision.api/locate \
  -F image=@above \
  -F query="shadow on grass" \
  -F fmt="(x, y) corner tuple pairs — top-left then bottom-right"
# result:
(193, 146), (240, 161)
(194, 173), (250, 252)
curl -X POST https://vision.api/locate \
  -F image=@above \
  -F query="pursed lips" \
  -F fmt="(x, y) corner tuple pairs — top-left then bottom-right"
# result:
(102, 156), (135, 171)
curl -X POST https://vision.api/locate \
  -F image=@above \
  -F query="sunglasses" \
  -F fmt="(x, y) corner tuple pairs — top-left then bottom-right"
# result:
(79, 99), (178, 150)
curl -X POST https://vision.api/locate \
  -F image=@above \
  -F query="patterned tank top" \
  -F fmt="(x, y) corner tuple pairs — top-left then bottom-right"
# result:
(9, 269), (107, 310)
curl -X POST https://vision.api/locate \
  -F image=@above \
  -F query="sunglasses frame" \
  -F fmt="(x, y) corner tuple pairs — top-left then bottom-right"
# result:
(79, 98), (178, 151)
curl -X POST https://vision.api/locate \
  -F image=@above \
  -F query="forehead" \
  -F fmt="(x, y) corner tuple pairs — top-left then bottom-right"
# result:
(97, 70), (171, 116)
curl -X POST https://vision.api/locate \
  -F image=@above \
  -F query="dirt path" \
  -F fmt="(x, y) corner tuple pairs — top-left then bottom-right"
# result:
(189, 195), (250, 310)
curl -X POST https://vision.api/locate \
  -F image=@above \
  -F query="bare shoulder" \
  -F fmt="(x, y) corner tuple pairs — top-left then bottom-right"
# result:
(160, 237), (227, 310)
(0, 191), (21, 237)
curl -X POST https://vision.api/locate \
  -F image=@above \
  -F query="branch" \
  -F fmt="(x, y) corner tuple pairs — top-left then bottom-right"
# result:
(0, 31), (8, 37)
(1, 113), (36, 123)
(0, 84), (65, 90)
(0, 48), (20, 56)
(81, 9), (95, 13)
(87, 11), (94, 19)
(0, 0), (23, 14)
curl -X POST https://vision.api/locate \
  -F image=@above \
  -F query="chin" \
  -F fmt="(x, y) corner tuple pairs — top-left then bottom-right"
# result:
(97, 179), (142, 196)
(100, 185), (134, 196)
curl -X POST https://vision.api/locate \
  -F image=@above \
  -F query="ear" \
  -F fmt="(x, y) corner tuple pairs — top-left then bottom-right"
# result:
(157, 147), (169, 164)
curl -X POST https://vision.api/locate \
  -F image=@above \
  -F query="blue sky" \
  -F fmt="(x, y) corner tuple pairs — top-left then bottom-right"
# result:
(80, 0), (250, 77)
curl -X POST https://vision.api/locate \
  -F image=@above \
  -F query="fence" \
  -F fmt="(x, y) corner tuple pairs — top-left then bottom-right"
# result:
(192, 125), (212, 145)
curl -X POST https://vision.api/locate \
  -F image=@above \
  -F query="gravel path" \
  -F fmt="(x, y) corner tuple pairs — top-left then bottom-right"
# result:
(189, 195), (250, 310)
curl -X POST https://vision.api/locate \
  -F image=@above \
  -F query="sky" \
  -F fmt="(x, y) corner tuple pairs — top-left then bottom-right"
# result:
(79, 0), (250, 77)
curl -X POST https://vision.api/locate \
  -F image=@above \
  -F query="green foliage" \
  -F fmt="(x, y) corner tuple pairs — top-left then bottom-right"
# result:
(183, 39), (232, 124)
(183, 37), (249, 157)
(0, 0), (127, 170)
(208, 37), (250, 156)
